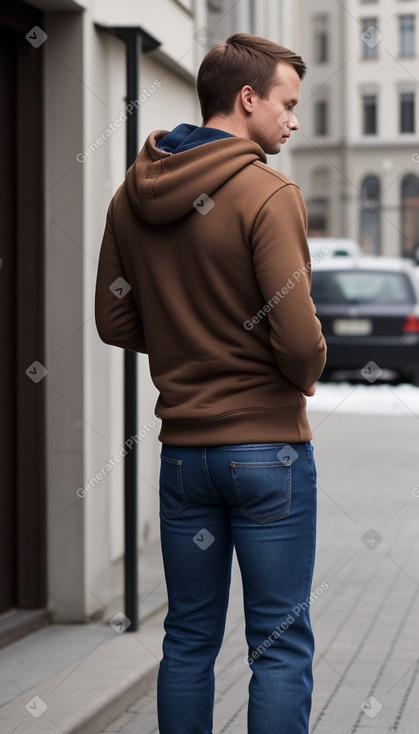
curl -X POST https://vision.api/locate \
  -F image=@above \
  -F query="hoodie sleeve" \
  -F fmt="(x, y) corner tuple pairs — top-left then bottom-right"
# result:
(251, 183), (326, 391)
(95, 199), (147, 353)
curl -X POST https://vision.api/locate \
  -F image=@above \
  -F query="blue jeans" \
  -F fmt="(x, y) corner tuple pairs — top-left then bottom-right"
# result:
(157, 442), (318, 734)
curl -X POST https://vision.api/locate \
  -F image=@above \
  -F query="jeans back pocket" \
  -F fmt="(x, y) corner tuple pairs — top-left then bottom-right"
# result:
(230, 460), (291, 524)
(159, 455), (190, 517)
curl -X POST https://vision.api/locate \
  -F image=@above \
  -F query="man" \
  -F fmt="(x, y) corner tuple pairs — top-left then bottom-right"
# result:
(95, 33), (326, 734)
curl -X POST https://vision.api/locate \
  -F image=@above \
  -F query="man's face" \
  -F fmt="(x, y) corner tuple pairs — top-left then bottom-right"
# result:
(246, 62), (301, 155)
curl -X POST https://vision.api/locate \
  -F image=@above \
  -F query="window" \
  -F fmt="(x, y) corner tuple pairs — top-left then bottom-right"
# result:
(399, 15), (415, 56)
(313, 15), (329, 63)
(311, 271), (413, 305)
(401, 175), (419, 256)
(307, 200), (329, 235)
(307, 168), (331, 235)
(314, 101), (328, 135)
(400, 92), (415, 133)
(361, 18), (380, 58)
(362, 94), (377, 134)
(360, 176), (381, 254)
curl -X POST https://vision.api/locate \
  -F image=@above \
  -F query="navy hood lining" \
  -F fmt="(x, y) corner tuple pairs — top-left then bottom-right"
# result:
(157, 123), (235, 154)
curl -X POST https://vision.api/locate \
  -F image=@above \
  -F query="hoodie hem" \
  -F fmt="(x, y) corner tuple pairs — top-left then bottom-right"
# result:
(157, 407), (312, 446)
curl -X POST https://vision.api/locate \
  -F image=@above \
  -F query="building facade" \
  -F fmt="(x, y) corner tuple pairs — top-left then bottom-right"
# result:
(291, 0), (419, 257)
(1, 0), (204, 639)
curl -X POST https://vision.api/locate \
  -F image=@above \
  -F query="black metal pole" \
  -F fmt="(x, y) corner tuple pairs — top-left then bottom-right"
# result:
(124, 30), (141, 632)
(96, 22), (160, 634)
(124, 366), (138, 632)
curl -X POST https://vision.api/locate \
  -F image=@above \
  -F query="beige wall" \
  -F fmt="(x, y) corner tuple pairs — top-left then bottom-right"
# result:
(44, 9), (87, 621)
(42, 0), (202, 621)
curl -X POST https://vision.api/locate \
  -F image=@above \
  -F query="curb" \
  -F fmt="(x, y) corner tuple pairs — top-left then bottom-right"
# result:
(0, 607), (166, 734)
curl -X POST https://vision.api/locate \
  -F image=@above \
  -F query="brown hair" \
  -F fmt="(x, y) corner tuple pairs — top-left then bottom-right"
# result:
(197, 33), (307, 125)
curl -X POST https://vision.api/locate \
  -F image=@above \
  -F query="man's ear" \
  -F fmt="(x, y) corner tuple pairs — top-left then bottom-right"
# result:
(240, 85), (255, 114)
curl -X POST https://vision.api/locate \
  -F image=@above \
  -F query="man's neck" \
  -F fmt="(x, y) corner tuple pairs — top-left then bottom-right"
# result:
(203, 115), (249, 140)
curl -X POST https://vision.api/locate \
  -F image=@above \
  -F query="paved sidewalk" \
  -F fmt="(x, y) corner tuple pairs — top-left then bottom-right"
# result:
(0, 540), (167, 733)
(1, 408), (419, 734)
(102, 410), (419, 734)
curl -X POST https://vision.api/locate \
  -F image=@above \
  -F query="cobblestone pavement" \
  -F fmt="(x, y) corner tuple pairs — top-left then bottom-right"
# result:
(102, 410), (419, 734)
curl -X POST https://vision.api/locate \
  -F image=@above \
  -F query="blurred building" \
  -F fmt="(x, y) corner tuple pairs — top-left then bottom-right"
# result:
(0, 0), (295, 643)
(291, 0), (419, 256)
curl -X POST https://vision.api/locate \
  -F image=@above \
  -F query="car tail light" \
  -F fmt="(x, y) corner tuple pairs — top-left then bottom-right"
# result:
(403, 313), (419, 333)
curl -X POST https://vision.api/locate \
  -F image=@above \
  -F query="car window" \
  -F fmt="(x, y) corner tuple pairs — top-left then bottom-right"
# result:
(311, 270), (415, 305)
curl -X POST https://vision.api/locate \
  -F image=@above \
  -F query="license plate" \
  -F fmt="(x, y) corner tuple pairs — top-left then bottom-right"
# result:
(333, 318), (372, 336)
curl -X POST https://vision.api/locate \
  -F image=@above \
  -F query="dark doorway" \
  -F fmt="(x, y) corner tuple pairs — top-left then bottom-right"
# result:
(0, 0), (47, 640)
(0, 23), (17, 616)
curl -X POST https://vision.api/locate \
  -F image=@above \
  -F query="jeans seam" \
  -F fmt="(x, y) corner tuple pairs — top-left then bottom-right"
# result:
(201, 448), (220, 499)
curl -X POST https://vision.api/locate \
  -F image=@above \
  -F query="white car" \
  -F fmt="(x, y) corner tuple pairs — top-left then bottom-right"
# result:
(308, 237), (362, 260)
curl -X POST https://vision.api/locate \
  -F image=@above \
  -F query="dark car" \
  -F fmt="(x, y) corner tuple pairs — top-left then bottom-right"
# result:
(311, 257), (419, 385)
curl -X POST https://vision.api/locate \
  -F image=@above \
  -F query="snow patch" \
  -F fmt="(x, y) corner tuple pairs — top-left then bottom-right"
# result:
(307, 382), (419, 417)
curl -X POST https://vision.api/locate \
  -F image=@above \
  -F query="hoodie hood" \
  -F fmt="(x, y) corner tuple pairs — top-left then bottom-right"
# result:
(156, 123), (234, 153)
(126, 126), (267, 225)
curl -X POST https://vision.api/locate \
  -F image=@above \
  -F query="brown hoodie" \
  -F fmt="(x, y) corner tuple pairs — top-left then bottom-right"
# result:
(95, 129), (326, 445)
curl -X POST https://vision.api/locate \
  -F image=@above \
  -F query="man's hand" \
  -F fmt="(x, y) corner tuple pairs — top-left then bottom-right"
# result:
(302, 384), (316, 397)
